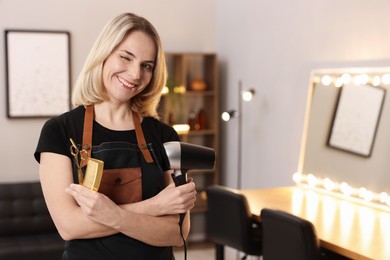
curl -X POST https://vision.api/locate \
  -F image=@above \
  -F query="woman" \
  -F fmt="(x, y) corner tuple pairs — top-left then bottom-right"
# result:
(34, 13), (197, 259)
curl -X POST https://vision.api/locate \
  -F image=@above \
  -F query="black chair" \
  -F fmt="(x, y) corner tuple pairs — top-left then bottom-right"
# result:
(261, 208), (351, 260)
(206, 185), (262, 260)
(261, 208), (320, 260)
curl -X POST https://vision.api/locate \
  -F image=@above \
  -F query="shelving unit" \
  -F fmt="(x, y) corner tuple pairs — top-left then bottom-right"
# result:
(159, 52), (220, 242)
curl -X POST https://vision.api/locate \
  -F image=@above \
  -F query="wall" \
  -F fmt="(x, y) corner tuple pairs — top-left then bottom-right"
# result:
(216, 0), (390, 189)
(2, 0), (390, 192)
(0, 0), (216, 182)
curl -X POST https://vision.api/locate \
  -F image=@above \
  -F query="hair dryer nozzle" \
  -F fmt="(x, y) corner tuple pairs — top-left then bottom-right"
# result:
(163, 141), (215, 171)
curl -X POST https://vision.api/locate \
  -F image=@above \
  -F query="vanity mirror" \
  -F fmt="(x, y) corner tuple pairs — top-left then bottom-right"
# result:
(296, 67), (390, 207)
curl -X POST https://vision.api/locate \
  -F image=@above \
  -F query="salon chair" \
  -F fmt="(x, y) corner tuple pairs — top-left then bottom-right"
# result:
(261, 208), (350, 260)
(261, 208), (320, 260)
(206, 185), (262, 260)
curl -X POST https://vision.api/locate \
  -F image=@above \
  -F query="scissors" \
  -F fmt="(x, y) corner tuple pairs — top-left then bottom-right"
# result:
(69, 138), (85, 184)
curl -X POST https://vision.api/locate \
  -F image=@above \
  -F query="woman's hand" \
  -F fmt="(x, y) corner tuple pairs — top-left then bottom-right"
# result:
(147, 180), (197, 216)
(65, 184), (121, 228)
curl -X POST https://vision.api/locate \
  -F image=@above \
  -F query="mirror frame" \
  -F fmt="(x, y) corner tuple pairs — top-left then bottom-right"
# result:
(297, 67), (390, 208)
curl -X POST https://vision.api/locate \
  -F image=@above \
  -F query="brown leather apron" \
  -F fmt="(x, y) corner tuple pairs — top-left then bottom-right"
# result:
(76, 105), (165, 204)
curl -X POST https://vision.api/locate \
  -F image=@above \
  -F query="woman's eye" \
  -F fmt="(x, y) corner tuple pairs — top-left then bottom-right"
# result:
(120, 55), (131, 61)
(142, 63), (154, 72)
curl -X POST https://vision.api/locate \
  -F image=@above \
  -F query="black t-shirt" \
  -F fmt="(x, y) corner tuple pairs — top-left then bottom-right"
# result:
(34, 106), (178, 167)
(34, 106), (179, 260)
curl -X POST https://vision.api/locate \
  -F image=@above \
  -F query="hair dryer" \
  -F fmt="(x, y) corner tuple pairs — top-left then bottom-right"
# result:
(163, 141), (216, 186)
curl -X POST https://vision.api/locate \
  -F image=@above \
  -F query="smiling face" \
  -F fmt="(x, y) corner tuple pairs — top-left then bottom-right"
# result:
(102, 30), (156, 104)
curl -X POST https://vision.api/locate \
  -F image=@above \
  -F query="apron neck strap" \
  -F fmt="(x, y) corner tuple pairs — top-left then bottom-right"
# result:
(82, 105), (154, 165)
(132, 110), (154, 163)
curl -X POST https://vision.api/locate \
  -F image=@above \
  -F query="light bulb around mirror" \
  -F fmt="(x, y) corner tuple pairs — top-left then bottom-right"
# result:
(340, 73), (351, 84)
(335, 78), (343, 88)
(340, 182), (353, 197)
(381, 74), (390, 85)
(307, 174), (318, 187)
(372, 75), (381, 86)
(292, 172), (303, 183)
(379, 192), (388, 203)
(321, 75), (332, 86)
(353, 74), (369, 85)
(323, 178), (335, 191)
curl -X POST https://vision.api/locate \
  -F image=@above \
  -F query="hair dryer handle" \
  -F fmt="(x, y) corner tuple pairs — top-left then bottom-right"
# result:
(171, 170), (188, 228)
(171, 170), (187, 186)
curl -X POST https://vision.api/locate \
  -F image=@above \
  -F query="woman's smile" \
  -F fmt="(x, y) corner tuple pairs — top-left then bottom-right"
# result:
(116, 76), (138, 90)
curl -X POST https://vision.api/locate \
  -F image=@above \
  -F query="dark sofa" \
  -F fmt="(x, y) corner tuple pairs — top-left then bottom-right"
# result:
(0, 181), (64, 260)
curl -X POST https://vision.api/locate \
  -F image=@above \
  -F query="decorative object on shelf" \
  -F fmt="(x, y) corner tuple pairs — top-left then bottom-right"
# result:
(190, 77), (207, 91)
(196, 109), (207, 130)
(222, 80), (256, 189)
(188, 111), (197, 130)
(172, 124), (190, 135)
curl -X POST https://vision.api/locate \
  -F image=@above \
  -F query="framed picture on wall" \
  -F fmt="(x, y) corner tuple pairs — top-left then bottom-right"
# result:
(328, 83), (386, 157)
(5, 30), (71, 118)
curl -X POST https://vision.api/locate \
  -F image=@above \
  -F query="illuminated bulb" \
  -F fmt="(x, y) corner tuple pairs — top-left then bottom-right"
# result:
(386, 197), (390, 207)
(323, 178), (335, 191)
(372, 76), (381, 87)
(358, 187), (368, 199)
(242, 89), (255, 102)
(381, 74), (390, 85)
(162, 86), (169, 94)
(221, 112), (231, 121)
(292, 172), (303, 183)
(379, 192), (388, 203)
(353, 74), (369, 85)
(340, 73), (351, 84)
(340, 182), (353, 197)
(307, 174), (318, 187)
(363, 190), (374, 202)
(361, 74), (369, 85)
(321, 75), (332, 86)
(335, 77), (343, 88)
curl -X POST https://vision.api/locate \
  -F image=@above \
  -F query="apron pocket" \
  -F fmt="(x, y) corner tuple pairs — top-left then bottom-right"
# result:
(99, 168), (142, 204)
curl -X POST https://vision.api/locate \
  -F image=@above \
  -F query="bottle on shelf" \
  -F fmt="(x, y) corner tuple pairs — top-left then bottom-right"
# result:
(196, 109), (206, 130)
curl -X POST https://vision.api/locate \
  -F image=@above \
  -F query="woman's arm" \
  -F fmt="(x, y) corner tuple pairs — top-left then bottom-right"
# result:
(41, 152), (196, 245)
(65, 171), (196, 246)
(118, 172), (195, 239)
(39, 152), (117, 240)
(119, 173), (196, 217)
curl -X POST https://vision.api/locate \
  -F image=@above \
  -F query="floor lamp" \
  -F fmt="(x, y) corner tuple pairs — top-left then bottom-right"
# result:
(222, 80), (255, 189)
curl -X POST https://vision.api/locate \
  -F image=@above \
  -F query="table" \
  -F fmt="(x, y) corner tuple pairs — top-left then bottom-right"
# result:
(241, 186), (390, 260)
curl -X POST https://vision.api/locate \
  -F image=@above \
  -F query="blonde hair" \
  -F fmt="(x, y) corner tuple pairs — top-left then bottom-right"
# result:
(72, 13), (166, 118)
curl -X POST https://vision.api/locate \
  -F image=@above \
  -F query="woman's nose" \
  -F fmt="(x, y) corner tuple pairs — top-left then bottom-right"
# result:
(127, 63), (141, 80)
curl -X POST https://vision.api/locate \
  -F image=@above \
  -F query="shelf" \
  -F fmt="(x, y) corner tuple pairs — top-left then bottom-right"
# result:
(180, 129), (217, 136)
(181, 90), (216, 97)
(161, 52), (219, 242)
